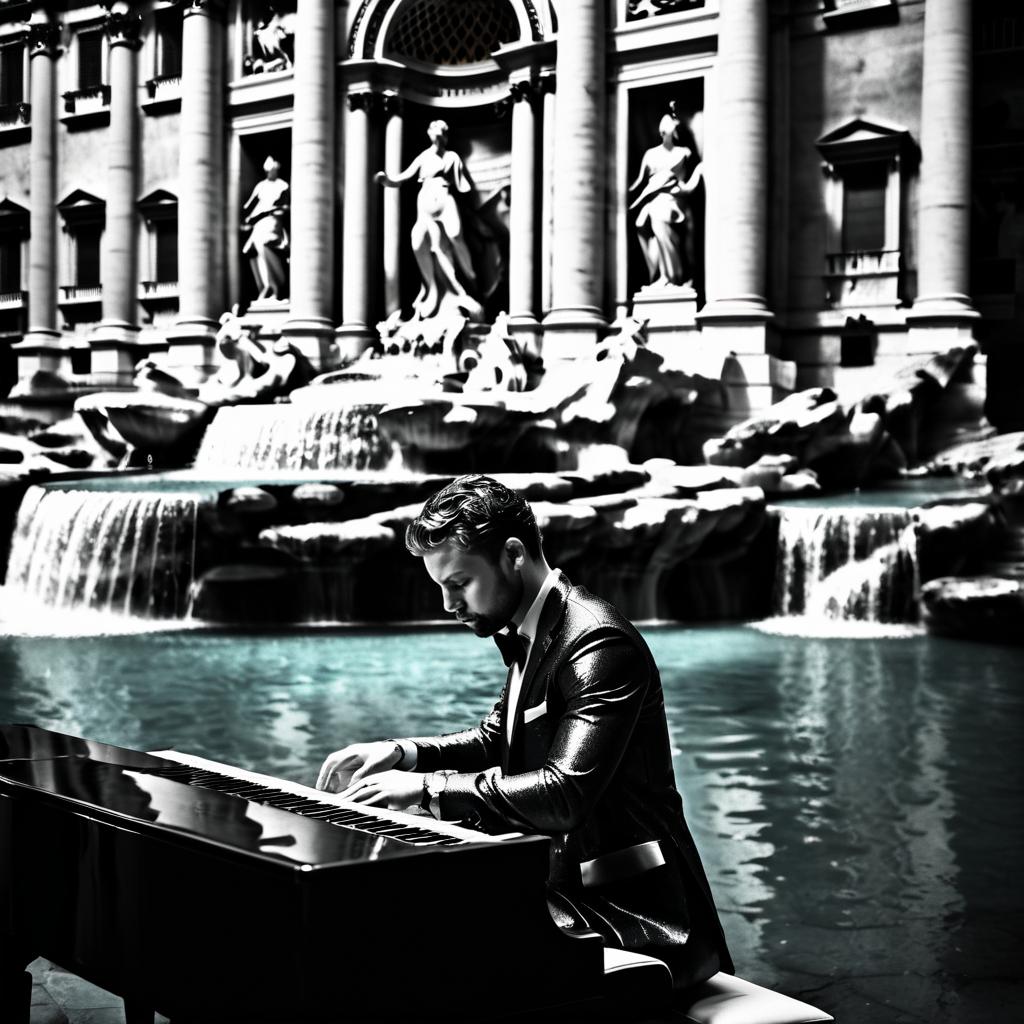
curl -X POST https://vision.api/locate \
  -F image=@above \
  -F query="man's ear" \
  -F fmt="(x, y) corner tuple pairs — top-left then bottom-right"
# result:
(504, 537), (526, 570)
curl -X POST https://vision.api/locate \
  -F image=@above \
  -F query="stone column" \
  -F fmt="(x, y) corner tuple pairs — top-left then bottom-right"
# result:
(908, 0), (979, 348)
(382, 94), (403, 317)
(283, 0), (338, 369)
(336, 90), (377, 361)
(14, 14), (66, 383)
(508, 79), (539, 350)
(91, 6), (144, 382)
(697, 0), (788, 418)
(167, 0), (226, 382)
(700, 0), (770, 327)
(540, 73), (555, 318)
(542, 6), (607, 356)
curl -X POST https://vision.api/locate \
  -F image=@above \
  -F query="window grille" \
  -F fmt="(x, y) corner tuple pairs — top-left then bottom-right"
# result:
(387, 0), (520, 65)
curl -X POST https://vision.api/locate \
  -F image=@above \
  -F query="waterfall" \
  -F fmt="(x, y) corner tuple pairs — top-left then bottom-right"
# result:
(192, 403), (398, 472)
(773, 507), (919, 623)
(5, 485), (201, 619)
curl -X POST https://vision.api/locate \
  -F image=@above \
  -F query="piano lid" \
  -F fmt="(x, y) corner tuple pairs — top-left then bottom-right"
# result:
(0, 723), (177, 770)
(0, 757), (422, 868)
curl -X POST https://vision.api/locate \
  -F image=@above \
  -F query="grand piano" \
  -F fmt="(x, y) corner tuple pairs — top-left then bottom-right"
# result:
(0, 724), (607, 1023)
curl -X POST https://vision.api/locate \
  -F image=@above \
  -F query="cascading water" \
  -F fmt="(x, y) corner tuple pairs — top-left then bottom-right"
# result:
(773, 507), (920, 623)
(193, 402), (398, 472)
(4, 485), (202, 619)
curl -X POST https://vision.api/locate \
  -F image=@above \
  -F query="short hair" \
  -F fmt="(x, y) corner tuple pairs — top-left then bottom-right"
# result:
(405, 475), (542, 560)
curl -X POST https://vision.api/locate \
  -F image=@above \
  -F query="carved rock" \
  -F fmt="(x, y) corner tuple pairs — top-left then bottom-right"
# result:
(921, 575), (1024, 644)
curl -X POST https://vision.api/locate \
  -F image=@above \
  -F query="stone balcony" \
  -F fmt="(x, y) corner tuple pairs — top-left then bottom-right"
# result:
(0, 100), (31, 140)
(143, 74), (182, 115)
(60, 85), (111, 128)
(824, 248), (904, 310)
(58, 284), (103, 325)
(139, 279), (180, 312)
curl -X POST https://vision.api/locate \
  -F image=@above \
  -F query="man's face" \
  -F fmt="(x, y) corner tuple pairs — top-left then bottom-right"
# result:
(422, 540), (523, 638)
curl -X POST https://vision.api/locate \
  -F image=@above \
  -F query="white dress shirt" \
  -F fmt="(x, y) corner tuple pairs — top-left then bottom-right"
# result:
(504, 567), (560, 742)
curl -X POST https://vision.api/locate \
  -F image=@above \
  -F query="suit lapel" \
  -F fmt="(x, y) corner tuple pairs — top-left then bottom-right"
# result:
(507, 572), (571, 759)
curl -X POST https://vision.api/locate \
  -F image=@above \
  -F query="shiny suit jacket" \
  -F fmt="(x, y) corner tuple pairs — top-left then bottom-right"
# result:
(404, 572), (733, 988)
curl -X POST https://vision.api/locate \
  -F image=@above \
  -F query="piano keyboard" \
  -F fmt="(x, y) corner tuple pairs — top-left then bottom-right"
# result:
(147, 749), (519, 847)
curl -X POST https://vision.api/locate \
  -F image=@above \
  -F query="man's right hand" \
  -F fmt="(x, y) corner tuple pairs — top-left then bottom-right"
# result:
(315, 741), (402, 793)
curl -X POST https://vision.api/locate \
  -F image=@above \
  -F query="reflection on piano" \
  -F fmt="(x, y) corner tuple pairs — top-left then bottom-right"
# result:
(0, 725), (604, 1022)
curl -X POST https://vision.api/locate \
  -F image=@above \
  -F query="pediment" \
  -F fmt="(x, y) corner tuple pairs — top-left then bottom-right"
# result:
(0, 196), (29, 236)
(57, 190), (105, 227)
(138, 189), (178, 206)
(817, 118), (915, 164)
(0, 196), (29, 218)
(57, 189), (105, 210)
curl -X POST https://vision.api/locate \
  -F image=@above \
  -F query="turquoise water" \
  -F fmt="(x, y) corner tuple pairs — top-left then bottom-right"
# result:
(771, 477), (989, 509)
(1, 624), (1022, 1022)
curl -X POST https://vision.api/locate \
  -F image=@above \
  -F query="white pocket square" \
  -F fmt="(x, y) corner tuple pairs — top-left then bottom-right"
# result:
(523, 700), (547, 724)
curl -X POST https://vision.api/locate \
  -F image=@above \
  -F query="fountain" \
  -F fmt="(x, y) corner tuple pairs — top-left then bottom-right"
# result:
(773, 507), (919, 623)
(0, 284), (1007, 635)
(5, 484), (203, 619)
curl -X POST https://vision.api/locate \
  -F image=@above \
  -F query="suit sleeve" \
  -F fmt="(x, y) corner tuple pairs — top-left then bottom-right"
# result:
(400, 684), (507, 773)
(437, 634), (648, 834)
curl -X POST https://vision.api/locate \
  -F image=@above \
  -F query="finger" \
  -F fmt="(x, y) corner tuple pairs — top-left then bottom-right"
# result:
(339, 779), (375, 800)
(349, 786), (383, 804)
(315, 757), (339, 791)
(350, 759), (386, 784)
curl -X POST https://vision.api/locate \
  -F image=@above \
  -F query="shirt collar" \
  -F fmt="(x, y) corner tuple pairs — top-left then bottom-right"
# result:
(514, 567), (560, 647)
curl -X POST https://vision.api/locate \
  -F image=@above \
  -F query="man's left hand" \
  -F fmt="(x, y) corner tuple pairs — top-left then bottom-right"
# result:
(339, 769), (424, 810)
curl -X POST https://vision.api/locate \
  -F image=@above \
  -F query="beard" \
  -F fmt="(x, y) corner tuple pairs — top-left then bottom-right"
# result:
(461, 574), (524, 637)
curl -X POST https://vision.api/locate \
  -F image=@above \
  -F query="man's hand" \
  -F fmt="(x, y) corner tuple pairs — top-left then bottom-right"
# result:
(338, 769), (425, 810)
(316, 741), (402, 793)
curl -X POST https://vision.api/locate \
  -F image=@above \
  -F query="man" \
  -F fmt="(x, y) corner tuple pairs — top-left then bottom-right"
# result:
(316, 475), (732, 990)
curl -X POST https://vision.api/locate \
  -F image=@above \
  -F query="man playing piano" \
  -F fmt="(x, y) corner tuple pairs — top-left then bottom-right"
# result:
(317, 474), (732, 992)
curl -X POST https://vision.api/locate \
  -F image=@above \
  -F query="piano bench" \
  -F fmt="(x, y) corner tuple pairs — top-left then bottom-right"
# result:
(677, 972), (835, 1024)
(601, 947), (673, 1015)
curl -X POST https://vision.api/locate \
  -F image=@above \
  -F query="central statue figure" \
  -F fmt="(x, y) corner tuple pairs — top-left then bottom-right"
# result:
(376, 119), (483, 321)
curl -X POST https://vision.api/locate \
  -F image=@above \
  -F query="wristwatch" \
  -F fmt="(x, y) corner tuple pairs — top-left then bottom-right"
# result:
(420, 769), (456, 818)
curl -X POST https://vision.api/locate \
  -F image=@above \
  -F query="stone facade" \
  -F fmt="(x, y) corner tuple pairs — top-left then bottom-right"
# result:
(0, 1), (1020, 427)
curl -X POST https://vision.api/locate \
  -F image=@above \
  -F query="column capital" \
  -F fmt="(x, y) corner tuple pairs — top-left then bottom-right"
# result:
(509, 79), (538, 105)
(182, 0), (226, 22)
(347, 90), (383, 115)
(104, 6), (143, 49)
(27, 20), (61, 58)
(382, 92), (403, 118)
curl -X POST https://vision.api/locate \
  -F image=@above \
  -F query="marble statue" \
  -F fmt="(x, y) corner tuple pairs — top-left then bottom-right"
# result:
(628, 110), (703, 288)
(242, 157), (290, 301)
(249, 5), (294, 73)
(197, 311), (313, 404)
(375, 120), (482, 320)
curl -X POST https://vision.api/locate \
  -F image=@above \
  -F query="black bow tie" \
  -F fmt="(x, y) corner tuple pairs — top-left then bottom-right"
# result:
(494, 629), (527, 671)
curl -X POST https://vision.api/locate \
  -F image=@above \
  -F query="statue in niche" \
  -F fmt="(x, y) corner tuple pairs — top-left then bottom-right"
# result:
(375, 119), (483, 321)
(242, 156), (290, 302)
(628, 107), (703, 288)
(247, 2), (295, 74)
